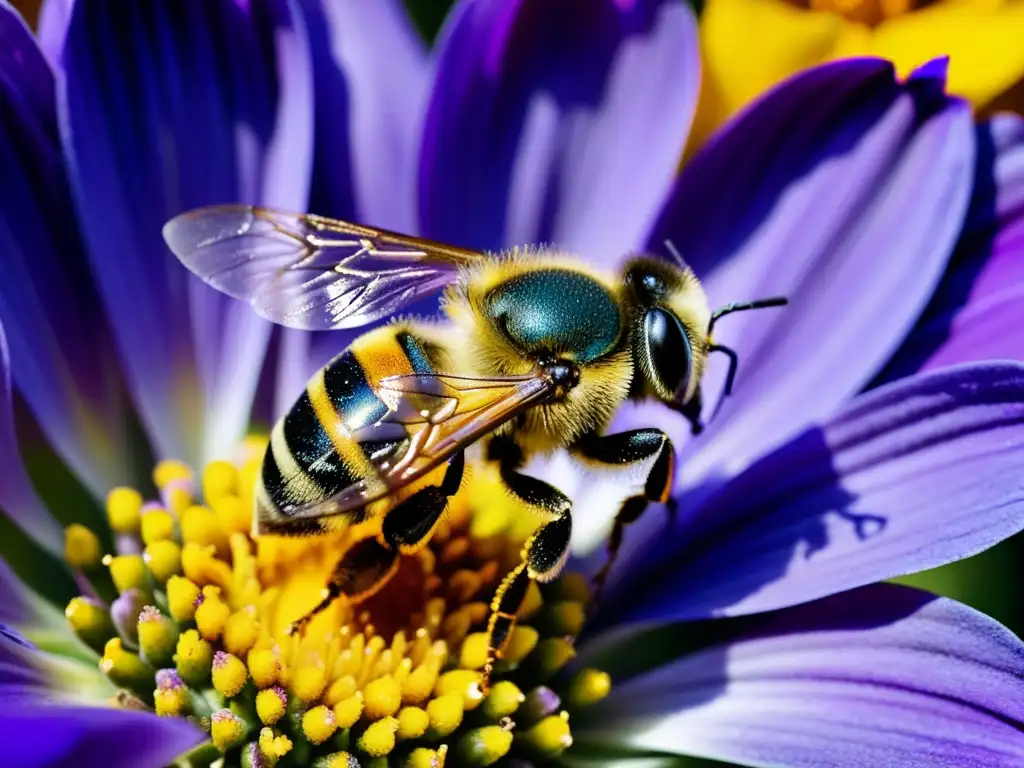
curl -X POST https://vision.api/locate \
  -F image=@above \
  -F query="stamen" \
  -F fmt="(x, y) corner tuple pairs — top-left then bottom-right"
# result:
(64, 596), (115, 654)
(210, 708), (249, 752)
(137, 606), (178, 667)
(63, 443), (613, 765)
(64, 524), (102, 570)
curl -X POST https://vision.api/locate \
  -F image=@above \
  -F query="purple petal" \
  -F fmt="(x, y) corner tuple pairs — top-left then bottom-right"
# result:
(419, 0), (699, 264)
(643, 59), (973, 487)
(274, 0), (427, 417)
(36, 0), (72, 68)
(58, 0), (313, 466)
(879, 114), (1024, 380)
(1, 698), (205, 768)
(603, 362), (1024, 625)
(581, 585), (1024, 768)
(0, 3), (132, 494)
(302, 0), (426, 229)
(0, 623), (46, 689)
(0, 323), (63, 557)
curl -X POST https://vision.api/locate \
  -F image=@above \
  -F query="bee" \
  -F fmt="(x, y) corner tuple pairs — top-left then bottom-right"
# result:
(163, 206), (785, 684)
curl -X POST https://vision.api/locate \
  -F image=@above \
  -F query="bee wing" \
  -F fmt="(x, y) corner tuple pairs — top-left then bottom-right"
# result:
(281, 372), (555, 519)
(162, 204), (485, 330)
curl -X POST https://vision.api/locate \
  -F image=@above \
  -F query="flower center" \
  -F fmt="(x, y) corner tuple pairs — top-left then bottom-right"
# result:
(793, 0), (937, 26)
(61, 440), (609, 766)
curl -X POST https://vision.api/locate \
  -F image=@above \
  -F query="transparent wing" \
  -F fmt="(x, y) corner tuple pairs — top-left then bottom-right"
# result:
(281, 372), (555, 519)
(162, 204), (484, 330)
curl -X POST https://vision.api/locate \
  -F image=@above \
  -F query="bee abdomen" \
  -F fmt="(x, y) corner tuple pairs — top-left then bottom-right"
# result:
(257, 327), (440, 526)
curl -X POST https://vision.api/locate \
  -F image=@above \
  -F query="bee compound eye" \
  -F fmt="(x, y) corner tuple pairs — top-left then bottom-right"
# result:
(643, 308), (692, 399)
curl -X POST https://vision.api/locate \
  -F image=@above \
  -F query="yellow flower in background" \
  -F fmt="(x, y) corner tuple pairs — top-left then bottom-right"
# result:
(689, 0), (1024, 150)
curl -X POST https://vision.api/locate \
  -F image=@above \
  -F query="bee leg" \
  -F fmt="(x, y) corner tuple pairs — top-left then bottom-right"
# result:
(287, 452), (465, 635)
(483, 440), (573, 689)
(570, 429), (675, 608)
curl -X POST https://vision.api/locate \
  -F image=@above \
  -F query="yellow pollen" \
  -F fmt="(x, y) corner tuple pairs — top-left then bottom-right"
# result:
(104, 554), (148, 594)
(194, 585), (230, 641)
(140, 508), (175, 545)
(210, 708), (247, 752)
(333, 692), (365, 729)
(358, 716), (399, 758)
(180, 504), (228, 554)
(482, 681), (525, 720)
(566, 668), (612, 709)
(258, 727), (293, 760)
(363, 675), (402, 719)
(427, 692), (464, 738)
(302, 704), (337, 744)
(65, 445), (612, 765)
(202, 459), (237, 502)
(153, 670), (189, 717)
(64, 596), (114, 653)
(454, 724), (514, 765)
(137, 606), (178, 668)
(175, 629), (213, 687)
(256, 686), (288, 725)
(153, 459), (193, 490)
(211, 651), (248, 698)
(64, 524), (102, 570)
(396, 705), (430, 740)
(291, 663), (328, 703)
(106, 487), (143, 534)
(518, 712), (574, 759)
(248, 647), (282, 688)
(143, 540), (181, 583)
(165, 575), (201, 623)
(223, 607), (260, 657)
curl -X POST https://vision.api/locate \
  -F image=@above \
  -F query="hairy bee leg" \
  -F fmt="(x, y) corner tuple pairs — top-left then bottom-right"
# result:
(287, 453), (465, 635)
(571, 429), (675, 608)
(482, 442), (573, 689)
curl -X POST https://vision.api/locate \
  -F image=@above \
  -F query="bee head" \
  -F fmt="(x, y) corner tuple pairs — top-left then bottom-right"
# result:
(622, 257), (710, 406)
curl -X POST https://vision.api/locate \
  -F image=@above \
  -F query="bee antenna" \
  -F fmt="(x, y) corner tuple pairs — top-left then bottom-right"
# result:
(708, 296), (788, 335)
(663, 239), (687, 267)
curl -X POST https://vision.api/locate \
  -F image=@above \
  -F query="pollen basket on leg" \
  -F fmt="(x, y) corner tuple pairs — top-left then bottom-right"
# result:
(60, 443), (609, 766)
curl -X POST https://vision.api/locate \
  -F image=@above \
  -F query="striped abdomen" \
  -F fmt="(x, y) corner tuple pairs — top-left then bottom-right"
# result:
(256, 325), (439, 535)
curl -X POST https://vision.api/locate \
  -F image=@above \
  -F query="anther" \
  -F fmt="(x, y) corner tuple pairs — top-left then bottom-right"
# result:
(137, 606), (179, 667)
(212, 650), (248, 698)
(64, 596), (115, 654)
(106, 487), (143, 534)
(565, 668), (612, 710)
(453, 724), (515, 766)
(357, 716), (399, 757)
(64, 524), (102, 570)
(301, 705), (337, 745)
(211, 708), (249, 752)
(256, 686), (288, 725)
(154, 669), (190, 717)
(516, 711), (573, 759)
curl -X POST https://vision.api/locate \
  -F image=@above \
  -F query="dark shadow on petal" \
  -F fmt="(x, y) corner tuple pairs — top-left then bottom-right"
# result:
(871, 122), (1001, 385)
(591, 428), (868, 633)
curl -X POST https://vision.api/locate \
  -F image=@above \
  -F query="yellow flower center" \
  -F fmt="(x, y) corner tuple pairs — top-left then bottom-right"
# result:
(798, 0), (933, 26)
(62, 438), (609, 766)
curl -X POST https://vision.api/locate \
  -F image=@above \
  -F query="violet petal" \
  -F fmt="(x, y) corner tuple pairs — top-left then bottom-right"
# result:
(879, 114), (1024, 380)
(0, 3), (131, 494)
(602, 362), (1024, 625)
(644, 59), (973, 487)
(580, 585), (1024, 768)
(419, 0), (698, 265)
(1, 697), (205, 768)
(58, 0), (313, 465)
